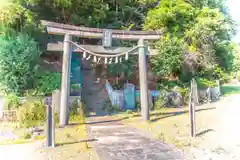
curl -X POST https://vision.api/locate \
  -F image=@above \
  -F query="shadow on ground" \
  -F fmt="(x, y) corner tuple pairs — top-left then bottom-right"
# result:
(56, 138), (98, 147)
(81, 107), (216, 125)
(196, 129), (215, 137)
(150, 107), (216, 122)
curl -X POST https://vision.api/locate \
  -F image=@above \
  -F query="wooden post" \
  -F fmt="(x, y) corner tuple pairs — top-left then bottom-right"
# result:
(51, 93), (56, 148)
(45, 98), (52, 147)
(189, 79), (196, 137)
(216, 80), (221, 96)
(207, 87), (211, 104)
(193, 79), (199, 105)
(190, 102), (196, 137)
(60, 34), (72, 127)
(138, 39), (149, 121)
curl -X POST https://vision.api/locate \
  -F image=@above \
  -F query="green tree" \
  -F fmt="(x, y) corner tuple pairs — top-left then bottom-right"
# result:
(1, 0), (150, 29)
(150, 35), (185, 78)
(144, 0), (236, 81)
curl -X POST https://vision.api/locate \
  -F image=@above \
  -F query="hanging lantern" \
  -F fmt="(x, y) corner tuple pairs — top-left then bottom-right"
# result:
(97, 57), (101, 64)
(115, 57), (118, 63)
(105, 57), (108, 64)
(86, 55), (91, 60)
(125, 53), (129, 60)
(83, 51), (87, 59)
(93, 56), (97, 63)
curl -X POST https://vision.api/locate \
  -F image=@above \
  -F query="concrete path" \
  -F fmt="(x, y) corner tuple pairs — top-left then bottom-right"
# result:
(87, 116), (183, 160)
(0, 141), (45, 160)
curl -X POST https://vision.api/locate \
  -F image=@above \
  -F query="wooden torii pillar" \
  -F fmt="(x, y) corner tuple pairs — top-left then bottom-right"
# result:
(41, 20), (161, 126)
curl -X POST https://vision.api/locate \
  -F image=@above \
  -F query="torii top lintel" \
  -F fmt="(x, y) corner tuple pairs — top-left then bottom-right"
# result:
(41, 20), (162, 40)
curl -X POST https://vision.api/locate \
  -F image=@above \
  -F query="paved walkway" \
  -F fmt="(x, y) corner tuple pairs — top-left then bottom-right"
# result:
(87, 116), (183, 160)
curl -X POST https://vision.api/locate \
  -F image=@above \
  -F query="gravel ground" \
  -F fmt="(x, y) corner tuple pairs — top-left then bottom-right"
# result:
(184, 95), (240, 160)
(0, 141), (46, 160)
(0, 125), (18, 142)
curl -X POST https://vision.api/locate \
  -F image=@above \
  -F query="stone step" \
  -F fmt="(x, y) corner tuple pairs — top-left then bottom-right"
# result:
(81, 60), (109, 116)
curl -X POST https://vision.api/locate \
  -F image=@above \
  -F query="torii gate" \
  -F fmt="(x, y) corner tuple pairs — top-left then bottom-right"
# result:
(41, 20), (161, 126)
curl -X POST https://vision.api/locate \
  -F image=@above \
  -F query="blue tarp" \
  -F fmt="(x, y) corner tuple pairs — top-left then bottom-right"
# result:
(124, 83), (136, 109)
(136, 90), (160, 98)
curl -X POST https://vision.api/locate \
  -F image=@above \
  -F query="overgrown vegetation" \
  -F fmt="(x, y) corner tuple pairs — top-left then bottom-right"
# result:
(17, 100), (46, 128)
(15, 98), (82, 128)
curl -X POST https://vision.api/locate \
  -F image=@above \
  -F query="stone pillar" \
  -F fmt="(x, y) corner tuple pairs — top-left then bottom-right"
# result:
(60, 34), (72, 126)
(52, 89), (61, 114)
(138, 39), (149, 121)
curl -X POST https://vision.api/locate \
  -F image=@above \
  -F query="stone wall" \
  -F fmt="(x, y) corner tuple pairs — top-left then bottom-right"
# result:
(52, 90), (80, 114)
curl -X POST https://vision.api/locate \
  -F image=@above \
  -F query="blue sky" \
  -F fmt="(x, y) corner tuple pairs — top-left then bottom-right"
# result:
(227, 0), (240, 42)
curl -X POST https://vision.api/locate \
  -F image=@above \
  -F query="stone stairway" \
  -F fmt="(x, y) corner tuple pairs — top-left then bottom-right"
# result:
(81, 59), (109, 116)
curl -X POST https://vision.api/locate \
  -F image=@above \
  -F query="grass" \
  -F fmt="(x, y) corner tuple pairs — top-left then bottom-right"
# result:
(40, 116), (99, 160)
(221, 84), (240, 96)
(0, 135), (45, 145)
(115, 104), (217, 149)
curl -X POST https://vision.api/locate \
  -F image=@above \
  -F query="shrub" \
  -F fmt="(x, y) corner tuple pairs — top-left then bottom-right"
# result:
(219, 73), (232, 84)
(17, 100), (46, 128)
(23, 132), (32, 139)
(70, 100), (79, 115)
(107, 104), (122, 112)
(197, 78), (217, 89)
(69, 99), (85, 122)
(155, 86), (188, 108)
(70, 84), (82, 95)
(173, 86), (190, 104)
(5, 93), (20, 110)
(136, 100), (141, 112)
(54, 112), (59, 124)
(155, 90), (168, 108)
(0, 32), (40, 95)
(112, 82), (124, 90)
(34, 71), (61, 96)
(126, 109), (133, 114)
